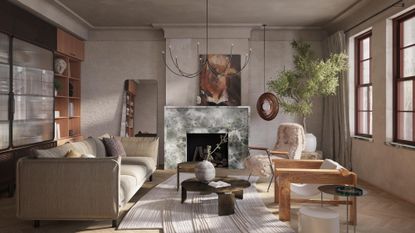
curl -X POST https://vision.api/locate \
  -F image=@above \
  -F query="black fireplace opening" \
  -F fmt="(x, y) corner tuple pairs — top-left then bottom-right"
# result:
(186, 133), (228, 167)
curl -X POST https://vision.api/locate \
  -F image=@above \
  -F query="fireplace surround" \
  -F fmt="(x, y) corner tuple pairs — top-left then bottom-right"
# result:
(164, 106), (249, 169)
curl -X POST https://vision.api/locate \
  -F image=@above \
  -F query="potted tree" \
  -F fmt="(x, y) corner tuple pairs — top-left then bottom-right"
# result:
(268, 40), (347, 152)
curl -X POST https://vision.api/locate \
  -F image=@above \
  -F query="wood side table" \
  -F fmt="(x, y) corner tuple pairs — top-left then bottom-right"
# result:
(176, 162), (198, 191)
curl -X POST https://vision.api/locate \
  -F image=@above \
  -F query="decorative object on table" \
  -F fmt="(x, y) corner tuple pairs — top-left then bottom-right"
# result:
(54, 58), (67, 74)
(194, 159), (215, 183)
(268, 40), (348, 151)
(194, 133), (228, 183)
(319, 185), (365, 233)
(199, 54), (241, 106)
(257, 25), (279, 121)
(275, 159), (357, 224)
(161, 0), (252, 79)
(208, 180), (231, 188)
(118, 173), (294, 232)
(68, 82), (74, 97)
(68, 102), (74, 117)
(54, 79), (62, 96)
(246, 123), (304, 192)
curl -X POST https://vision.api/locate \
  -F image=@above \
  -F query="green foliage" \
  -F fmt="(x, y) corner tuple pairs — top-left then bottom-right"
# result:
(268, 40), (348, 119)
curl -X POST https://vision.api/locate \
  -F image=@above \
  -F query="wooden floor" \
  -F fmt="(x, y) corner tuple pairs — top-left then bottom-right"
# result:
(1, 168), (415, 233)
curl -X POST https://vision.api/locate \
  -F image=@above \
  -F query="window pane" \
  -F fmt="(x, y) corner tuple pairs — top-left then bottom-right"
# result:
(360, 60), (370, 84)
(12, 120), (53, 147)
(403, 16), (415, 47)
(361, 37), (370, 60)
(397, 112), (413, 141)
(357, 111), (371, 135)
(0, 123), (8, 149)
(402, 46), (415, 77)
(357, 86), (372, 111)
(397, 80), (413, 111)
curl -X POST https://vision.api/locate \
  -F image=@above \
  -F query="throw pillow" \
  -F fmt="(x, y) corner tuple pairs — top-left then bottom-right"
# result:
(65, 150), (82, 158)
(103, 137), (127, 157)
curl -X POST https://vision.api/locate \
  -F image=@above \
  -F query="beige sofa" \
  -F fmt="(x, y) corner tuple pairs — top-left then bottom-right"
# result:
(16, 136), (159, 227)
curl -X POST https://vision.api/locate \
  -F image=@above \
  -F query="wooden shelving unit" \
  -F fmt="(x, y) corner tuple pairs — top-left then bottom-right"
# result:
(125, 80), (137, 137)
(54, 52), (82, 145)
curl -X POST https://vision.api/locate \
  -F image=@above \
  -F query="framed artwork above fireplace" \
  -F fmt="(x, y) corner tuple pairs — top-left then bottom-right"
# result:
(199, 54), (241, 106)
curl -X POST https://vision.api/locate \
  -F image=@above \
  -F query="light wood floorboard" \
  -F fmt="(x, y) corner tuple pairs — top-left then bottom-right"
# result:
(0, 168), (414, 233)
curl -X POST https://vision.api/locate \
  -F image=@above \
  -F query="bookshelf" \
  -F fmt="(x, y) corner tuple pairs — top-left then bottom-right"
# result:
(125, 80), (137, 137)
(54, 52), (82, 145)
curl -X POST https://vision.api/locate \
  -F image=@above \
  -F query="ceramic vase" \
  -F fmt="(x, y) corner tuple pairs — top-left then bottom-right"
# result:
(304, 133), (317, 152)
(195, 160), (215, 183)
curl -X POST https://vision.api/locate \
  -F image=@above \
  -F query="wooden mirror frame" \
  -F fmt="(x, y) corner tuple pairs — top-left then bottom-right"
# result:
(256, 92), (279, 121)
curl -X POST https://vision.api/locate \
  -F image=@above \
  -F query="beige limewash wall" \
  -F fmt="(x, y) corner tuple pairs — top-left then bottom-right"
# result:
(326, 0), (415, 204)
(81, 27), (326, 165)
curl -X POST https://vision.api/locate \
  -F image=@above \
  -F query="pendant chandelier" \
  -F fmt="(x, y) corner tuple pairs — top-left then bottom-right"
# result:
(161, 0), (252, 78)
(256, 25), (279, 121)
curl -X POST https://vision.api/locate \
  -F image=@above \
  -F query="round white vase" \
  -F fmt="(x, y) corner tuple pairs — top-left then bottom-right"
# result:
(195, 160), (215, 183)
(304, 133), (317, 152)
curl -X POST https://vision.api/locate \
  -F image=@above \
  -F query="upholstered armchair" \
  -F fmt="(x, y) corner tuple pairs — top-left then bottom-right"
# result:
(274, 159), (357, 224)
(246, 123), (305, 191)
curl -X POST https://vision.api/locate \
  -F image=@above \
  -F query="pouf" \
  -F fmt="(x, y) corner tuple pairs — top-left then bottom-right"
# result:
(298, 206), (340, 233)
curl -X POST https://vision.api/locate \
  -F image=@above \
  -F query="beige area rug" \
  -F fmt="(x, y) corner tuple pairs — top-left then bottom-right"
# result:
(118, 173), (294, 233)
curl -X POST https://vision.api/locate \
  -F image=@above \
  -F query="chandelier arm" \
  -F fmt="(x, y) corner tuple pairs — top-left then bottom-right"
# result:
(162, 53), (201, 78)
(168, 48), (205, 77)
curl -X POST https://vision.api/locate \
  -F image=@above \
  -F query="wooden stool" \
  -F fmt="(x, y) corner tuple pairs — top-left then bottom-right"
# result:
(176, 162), (197, 191)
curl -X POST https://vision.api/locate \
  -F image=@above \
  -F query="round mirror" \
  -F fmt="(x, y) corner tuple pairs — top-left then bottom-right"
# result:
(256, 92), (279, 121)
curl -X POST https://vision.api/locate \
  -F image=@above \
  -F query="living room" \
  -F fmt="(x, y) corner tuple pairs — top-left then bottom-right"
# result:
(0, 0), (415, 232)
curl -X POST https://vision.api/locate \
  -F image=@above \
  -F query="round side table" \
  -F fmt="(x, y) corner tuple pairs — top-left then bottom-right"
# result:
(318, 185), (366, 233)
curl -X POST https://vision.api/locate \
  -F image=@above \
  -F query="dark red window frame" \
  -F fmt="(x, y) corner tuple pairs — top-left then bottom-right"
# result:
(393, 10), (415, 145)
(355, 31), (373, 138)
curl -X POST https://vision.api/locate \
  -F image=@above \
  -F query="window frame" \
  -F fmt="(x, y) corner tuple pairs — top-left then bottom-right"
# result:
(354, 31), (373, 138)
(393, 10), (415, 145)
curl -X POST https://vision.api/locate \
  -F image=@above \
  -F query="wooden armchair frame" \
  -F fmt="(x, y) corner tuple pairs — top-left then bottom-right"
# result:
(274, 159), (358, 225)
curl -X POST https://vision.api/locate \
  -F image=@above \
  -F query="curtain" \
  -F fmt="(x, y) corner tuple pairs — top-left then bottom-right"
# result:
(321, 31), (352, 169)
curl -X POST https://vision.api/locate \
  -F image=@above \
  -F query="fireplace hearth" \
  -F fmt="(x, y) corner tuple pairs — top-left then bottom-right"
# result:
(187, 133), (228, 167)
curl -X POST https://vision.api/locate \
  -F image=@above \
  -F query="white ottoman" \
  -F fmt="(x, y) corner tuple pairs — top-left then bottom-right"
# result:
(298, 206), (340, 233)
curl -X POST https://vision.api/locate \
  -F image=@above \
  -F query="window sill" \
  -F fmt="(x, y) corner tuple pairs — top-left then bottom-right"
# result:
(352, 135), (374, 142)
(384, 141), (415, 151)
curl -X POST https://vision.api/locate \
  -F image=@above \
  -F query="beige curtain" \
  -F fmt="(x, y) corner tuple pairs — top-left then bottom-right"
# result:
(321, 31), (352, 169)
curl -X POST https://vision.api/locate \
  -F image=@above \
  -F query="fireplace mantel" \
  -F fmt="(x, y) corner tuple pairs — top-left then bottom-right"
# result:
(164, 106), (250, 169)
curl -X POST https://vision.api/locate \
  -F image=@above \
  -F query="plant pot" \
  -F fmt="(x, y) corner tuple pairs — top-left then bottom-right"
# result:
(304, 133), (317, 152)
(195, 160), (215, 183)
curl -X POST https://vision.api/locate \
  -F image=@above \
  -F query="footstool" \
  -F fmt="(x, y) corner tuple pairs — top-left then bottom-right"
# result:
(298, 206), (340, 233)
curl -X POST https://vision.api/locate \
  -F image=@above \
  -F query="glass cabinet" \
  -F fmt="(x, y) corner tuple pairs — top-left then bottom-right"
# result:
(0, 33), (54, 149)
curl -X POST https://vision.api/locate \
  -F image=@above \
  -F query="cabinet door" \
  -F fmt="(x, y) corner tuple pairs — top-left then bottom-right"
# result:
(57, 29), (84, 61)
(0, 33), (9, 150)
(12, 38), (54, 147)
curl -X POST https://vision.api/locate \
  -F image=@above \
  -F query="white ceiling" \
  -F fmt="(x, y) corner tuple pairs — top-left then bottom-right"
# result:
(56, 0), (361, 28)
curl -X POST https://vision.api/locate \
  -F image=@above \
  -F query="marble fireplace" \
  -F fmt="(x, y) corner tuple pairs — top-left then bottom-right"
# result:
(164, 106), (250, 169)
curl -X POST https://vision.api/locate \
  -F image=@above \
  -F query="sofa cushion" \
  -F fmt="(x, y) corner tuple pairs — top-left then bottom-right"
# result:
(121, 157), (156, 173)
(320, 159), (343, 169)
(88, 137), (106, 158)
(120, 165), (148, 206)
(117, 137), (159, 158)
(34, 143), (74, 158)
(71, 137), (97, 155)
(103, 137), (126, 157)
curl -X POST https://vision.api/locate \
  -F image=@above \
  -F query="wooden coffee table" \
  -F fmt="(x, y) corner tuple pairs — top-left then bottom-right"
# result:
(181, 177), (251, 216)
